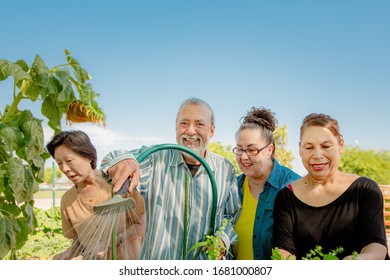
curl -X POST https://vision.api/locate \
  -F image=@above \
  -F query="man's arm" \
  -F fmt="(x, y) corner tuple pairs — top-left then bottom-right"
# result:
(218, 164), (242, 257)
(100, 150), (140, 193)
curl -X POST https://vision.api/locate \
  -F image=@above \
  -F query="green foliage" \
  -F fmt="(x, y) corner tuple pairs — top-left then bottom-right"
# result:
(274, 125), (295, 169)
(339, 145), (390, 184)
(34, 207), (63, 235)
(271, 245), (358, 260)
(4, 207), (71, 260)
(188, 218), (232, 260)
(302, 246), (343, 260)
(0, 50), (104, 259)
(9, 233), (71, 260)
(44, 166), (62, 183)
(271, 246), (345, 260)
(208, 142), (241, 174)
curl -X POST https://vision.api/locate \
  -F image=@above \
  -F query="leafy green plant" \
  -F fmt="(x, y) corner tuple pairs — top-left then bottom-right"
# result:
(188, 218), (232, 260)
(34, 207), (63, 235)
(272, 246), (346, 260)
(0, 50), (105, 259)
(302, 246), (343, 260)
(4, 207), (71, 260)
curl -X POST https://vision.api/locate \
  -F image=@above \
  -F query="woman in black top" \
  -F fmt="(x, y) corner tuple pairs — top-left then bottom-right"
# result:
(272, 113), (388, 260)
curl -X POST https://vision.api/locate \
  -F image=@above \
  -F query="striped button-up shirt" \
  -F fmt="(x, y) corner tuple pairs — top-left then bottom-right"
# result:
(101, 145), (241, 260)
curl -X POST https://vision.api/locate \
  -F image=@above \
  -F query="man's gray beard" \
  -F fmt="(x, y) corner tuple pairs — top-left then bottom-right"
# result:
(181, 146), (206, 163)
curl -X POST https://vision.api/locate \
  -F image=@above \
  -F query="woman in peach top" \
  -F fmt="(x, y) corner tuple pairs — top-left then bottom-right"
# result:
(46, 130), (145, 259)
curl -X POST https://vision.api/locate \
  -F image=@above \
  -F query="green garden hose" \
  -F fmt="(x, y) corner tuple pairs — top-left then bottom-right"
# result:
(136, 144), (218, 238)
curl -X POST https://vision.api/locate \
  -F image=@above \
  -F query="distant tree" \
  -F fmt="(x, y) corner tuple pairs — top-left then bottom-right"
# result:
(44, 167), (62, 184)
(208, 124), (295, 174)
(274, 125), (294, 169)
(339, 145), (390, 185)
(208, 142), (241, 175)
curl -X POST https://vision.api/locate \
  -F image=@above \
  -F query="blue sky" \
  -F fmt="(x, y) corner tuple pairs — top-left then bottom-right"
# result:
(1, 0), (389, 175)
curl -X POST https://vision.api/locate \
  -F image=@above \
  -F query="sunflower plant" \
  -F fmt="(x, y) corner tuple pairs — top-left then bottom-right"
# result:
(0, 49), (105, 259)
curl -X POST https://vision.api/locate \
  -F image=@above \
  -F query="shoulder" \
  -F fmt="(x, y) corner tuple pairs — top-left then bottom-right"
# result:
(274, 185), (295, 206)
(273, 159), (300, 177)
(270, 159), (302, 188)
(279, 165), (301, 180)
(61, 185), (78, 205)
(63, 185), (77, 197)
(208, 151), (235, 168)
(350, 176), (381, 194)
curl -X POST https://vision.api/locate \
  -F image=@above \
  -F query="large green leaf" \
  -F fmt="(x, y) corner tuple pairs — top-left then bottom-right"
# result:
(15, 218), (30, 251)
(0, 59), (11, 81)
(17, 110), (45, 161)
(31, 154), (49, 184)
(54, 67), (75, 102)
(23, 203), (38, 233)
(0, 213), (17, 258)
(14, 60), (29, 72)
(0, 144), (8, 164)
(0, 122), (24, 151)
(41, 95), (62, 134)
(0, 59), (31, 84)
(79, 82), (99, 103)
(5, 157), (35, 203)
(65, 49), (91, 83)
(24, 55), (50, 101)
(0, 167), (6, 193)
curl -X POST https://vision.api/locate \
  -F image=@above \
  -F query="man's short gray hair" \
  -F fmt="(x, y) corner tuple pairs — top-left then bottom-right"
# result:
(176, 97), (215, 125)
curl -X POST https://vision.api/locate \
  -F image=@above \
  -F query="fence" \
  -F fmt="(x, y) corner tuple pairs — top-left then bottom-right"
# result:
(34, 182), (72, 210)
(380, 185), (390, 234)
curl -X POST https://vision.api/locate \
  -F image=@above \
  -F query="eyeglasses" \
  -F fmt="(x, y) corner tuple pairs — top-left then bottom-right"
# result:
(232, 143), (270, 156)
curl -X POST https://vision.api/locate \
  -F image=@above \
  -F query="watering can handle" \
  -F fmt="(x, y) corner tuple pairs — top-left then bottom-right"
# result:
(115, 178), (130, 197)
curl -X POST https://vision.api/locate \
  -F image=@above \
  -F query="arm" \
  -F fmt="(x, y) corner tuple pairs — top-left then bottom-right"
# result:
(343, 243), (388, 260)
(272, 188), (297, 258)
(352, 178), (388, 259)
(100, 150), (140, 193)
(217, 163), (242, 258)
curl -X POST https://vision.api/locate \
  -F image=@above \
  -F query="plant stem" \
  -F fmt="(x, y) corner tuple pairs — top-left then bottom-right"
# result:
(3, 90), (23, 122)
(50, 63), (78, 72)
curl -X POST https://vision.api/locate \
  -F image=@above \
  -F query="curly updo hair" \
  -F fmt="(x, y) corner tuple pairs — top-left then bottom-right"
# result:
(236, 107), (277, 158)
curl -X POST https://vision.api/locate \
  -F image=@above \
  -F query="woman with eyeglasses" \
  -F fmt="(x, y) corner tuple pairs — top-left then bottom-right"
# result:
(232, 107), (301, 260)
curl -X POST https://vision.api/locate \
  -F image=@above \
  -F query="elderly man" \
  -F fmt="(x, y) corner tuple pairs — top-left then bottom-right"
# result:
(100, 97), (241, 260)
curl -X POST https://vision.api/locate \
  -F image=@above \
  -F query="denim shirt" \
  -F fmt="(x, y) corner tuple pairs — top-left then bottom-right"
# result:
(236, 159), (301, 259)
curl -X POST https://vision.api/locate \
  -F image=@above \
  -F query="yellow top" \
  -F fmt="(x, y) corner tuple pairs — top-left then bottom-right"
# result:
(234, 177), (257, 259)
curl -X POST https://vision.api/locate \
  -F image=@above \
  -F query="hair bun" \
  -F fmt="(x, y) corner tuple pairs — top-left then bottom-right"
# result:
(242, 107), (277, 132)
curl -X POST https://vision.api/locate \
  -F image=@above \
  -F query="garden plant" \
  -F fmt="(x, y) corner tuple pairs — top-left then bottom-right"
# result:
(0, 49), (105, 259)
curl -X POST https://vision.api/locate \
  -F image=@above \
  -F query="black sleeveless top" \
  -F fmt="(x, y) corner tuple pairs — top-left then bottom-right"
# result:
(272, 177), (389, 259)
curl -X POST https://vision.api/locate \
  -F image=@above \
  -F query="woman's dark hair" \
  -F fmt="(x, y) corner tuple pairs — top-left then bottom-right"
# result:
(236, 107), (277, 158)
(46, 130), (97, 169)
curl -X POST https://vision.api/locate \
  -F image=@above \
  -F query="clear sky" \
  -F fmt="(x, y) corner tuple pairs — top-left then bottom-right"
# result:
(1, 0), (389, 175)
